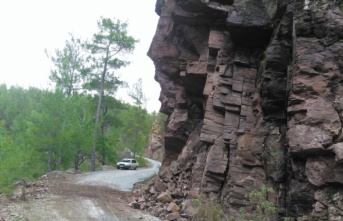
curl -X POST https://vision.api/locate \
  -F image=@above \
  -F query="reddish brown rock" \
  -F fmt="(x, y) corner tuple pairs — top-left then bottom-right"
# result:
(305, 156), (343, 187)
(288, 98), (341, 156)
(155, 179), (167, 192)
(167, 202), (180, 213)
(181, 200), (196, 218)
(167, 182), (176, 192)
(142, 0), (343, 220)
(165, 212), (180, 221)
(157, 192), (173, 204)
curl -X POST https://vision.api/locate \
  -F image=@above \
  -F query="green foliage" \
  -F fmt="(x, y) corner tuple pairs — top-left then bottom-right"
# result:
(83, 17), (138, 171)
(0, 84), (155, 192)
(191, 197), (226, 221)
(155, 112), (167, 134)
(0, 17), (152, 192)
(135, 156), (148, 167)
(119, 105), (153, 156)
(193, 195), (202, 206)
(128, 78), (146, 107)
(235, 185), (277, 221)
(0, 120), (44, 193)
(247, 185), (276, 220)
(119, 78), (154, 157)
(46, 33), (86, 97)
(83, 17), (138, 95)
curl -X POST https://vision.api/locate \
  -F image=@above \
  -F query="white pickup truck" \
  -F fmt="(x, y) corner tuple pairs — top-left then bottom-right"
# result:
(116, 158), (139, 170)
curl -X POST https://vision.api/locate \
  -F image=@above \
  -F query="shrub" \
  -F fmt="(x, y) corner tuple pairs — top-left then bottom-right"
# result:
(136, 156), (148, 167)
(191, 196), (226, 221)
(233, 185), (276, 221)
(245, 185), (276, 221)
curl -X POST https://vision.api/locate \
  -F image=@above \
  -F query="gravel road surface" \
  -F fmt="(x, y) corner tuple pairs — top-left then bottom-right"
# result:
(2, 158), (162, 221)
(75, 158), (161, 191)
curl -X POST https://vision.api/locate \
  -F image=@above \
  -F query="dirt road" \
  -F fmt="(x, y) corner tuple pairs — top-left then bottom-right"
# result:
(1, 159), (161, 221)
(76, 158), (161, 191)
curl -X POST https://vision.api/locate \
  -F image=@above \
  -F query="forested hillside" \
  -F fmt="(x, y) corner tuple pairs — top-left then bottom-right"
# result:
(0, 85), (156, 193)
(0, 17), (158, 193)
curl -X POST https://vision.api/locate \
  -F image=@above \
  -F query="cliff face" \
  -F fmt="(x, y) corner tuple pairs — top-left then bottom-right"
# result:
(146, 0), (343, 219)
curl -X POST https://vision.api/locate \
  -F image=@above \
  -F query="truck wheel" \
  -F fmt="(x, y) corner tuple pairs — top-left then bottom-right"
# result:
(134, 167), (137, 170)
(117, 166), (120, 169)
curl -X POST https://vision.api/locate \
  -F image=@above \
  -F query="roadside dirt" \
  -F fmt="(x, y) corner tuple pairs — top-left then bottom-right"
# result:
(0, 170), (160, 221)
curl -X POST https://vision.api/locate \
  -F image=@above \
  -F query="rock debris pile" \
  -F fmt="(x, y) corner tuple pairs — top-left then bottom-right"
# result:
(130, 161), (198, 220)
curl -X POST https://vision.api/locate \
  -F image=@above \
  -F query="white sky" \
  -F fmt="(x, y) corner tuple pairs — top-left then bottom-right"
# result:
(0, 0), (161, 113)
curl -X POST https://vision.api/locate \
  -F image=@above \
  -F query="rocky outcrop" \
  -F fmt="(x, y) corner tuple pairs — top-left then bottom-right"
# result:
(145, 114), (166, 161)
(138, 0), (343, 220)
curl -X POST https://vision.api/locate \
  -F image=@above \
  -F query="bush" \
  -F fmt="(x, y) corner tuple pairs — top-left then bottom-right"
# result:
(191, 196), (226, 221)
(229, 185), (277, 221)
(242, 185), (276, 221)
(136, 156), (148, 167)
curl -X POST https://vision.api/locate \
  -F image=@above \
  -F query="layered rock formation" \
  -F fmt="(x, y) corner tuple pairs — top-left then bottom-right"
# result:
(142, 0), (343, 220)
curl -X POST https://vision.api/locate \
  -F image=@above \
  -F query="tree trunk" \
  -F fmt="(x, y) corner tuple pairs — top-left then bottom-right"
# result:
(74, 149), (80, 171)
(90, 47), (109, 171)
(67, 70), (74, 97)
(133, 108), (141, 159)
(90, 143), (97, 171)
(101, 124), (106, 165)
(47, 143), (54, 173)
(90, 72), (106, 171)
(20, 178), (27, 201)
(76, 108), (86, 171)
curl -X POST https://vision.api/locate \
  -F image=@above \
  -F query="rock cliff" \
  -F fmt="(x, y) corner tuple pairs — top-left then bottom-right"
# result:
(143, 0), (343, 220)
(145, 113), (167, 161)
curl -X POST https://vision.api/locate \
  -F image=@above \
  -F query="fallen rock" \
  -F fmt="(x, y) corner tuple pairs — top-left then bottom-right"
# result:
(140, 202), (147, 210)
(128, 202), (140, 209)
(329, 143), (343, 163)
(157, 192), (173, 203)
(167, 202), (180, 213)
(137, 197), (146, 203)
(181, 199), (197, 218)
(167, 182), (176, 192)
(159, 166), (173, 182)
(149, 186), (157, 194)
(166, 212), (180, 221)
(155, 179), (167, 192)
